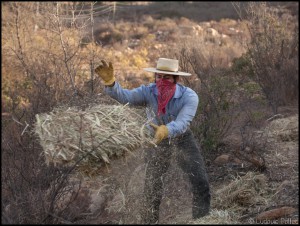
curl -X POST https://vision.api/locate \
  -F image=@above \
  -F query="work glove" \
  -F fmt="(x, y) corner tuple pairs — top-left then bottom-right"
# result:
(150, 123), (169, 144)
(95, 60), (115, 86)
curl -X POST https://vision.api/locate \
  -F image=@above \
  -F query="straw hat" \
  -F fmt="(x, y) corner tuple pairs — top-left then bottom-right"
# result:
(143, 58), (191, 76)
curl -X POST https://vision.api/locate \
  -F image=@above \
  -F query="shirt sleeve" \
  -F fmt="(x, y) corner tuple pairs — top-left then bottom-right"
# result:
(166, 90), (199, 138)
(104, 81), (148, 106)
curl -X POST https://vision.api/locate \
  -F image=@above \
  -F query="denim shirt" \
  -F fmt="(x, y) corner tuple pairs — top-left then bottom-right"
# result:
(105, 81), (199, 138)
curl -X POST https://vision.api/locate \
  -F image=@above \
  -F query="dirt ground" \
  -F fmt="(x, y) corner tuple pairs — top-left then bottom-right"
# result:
(73, 102), (297, 224)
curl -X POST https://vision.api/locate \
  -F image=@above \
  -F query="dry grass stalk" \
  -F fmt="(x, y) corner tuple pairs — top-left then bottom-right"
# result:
(33, 103), (154, 176)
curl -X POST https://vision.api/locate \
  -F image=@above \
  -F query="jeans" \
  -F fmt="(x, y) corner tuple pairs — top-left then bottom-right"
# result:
(141, 129), (210, 224)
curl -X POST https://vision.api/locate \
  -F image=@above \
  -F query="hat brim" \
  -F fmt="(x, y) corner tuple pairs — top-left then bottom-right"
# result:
(143, 68), (191, 76)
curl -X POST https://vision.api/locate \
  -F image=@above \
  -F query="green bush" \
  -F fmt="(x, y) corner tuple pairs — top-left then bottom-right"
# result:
(231, 53), (254, 78)
(194, 69), (239, 152)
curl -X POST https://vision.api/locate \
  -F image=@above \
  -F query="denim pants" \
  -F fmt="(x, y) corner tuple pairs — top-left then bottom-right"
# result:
(141, 129), (211, 224)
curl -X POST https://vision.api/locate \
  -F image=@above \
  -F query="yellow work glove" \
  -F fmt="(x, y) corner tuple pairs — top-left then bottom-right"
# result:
(95, 60), (115, 86)
(150, 123), (169, 144)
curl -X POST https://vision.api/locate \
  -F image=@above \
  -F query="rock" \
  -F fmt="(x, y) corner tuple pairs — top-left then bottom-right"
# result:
(233, 157), (242, 164)
(206, 28), (220, 37)
(214, 154), (230, 165)
(256, 206), (297, 221)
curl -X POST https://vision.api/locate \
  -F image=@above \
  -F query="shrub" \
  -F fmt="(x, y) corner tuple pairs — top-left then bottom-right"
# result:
(168, 40), (241, 153)
(1, 118), (91, 224)
(238, 2), (299, 114)
(1, 3), (101, 223)
(192, 68), (239, 152)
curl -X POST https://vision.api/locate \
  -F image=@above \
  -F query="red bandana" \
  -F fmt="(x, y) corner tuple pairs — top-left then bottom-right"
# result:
(156, 79), (176, 116)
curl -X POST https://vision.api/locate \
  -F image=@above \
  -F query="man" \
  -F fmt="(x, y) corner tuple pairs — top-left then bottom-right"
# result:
(95, 58), (210, 224)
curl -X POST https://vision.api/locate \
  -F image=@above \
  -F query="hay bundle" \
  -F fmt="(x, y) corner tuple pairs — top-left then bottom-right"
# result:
(214, 172), (268, 210)
(33, 104), (154, 175)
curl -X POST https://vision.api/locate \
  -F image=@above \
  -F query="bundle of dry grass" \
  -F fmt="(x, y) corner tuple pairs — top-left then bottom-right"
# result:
(214, 172), (269, 211)
(34, 103), (154, 176)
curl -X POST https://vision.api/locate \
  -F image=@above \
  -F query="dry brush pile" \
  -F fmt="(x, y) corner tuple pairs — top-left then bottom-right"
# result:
(33, 103), (154, 177)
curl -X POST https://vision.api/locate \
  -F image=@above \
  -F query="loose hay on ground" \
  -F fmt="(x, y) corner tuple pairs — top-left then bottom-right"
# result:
(264, 115), (298, 142)
(198, 172), (274, 224)
(33, 103), (154, 176)
(213, 172), (269, 212)
(189, 209), (240, 224)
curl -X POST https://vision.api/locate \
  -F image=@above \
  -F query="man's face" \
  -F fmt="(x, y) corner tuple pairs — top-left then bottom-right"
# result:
(155, 73), (174, 83)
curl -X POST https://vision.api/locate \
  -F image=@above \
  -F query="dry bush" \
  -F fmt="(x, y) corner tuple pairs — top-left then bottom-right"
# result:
(165, 39), (243, 152)
(1, 2), (108, 224)
(1, 119), (92, 224)
(235, 120), (267, 172)
(94, 23), (125, 45)
(2, 2), (105, 116)
(234, 2), (299, 114)
(94, 20), (148, 46)
(231, 57), (269, 128)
